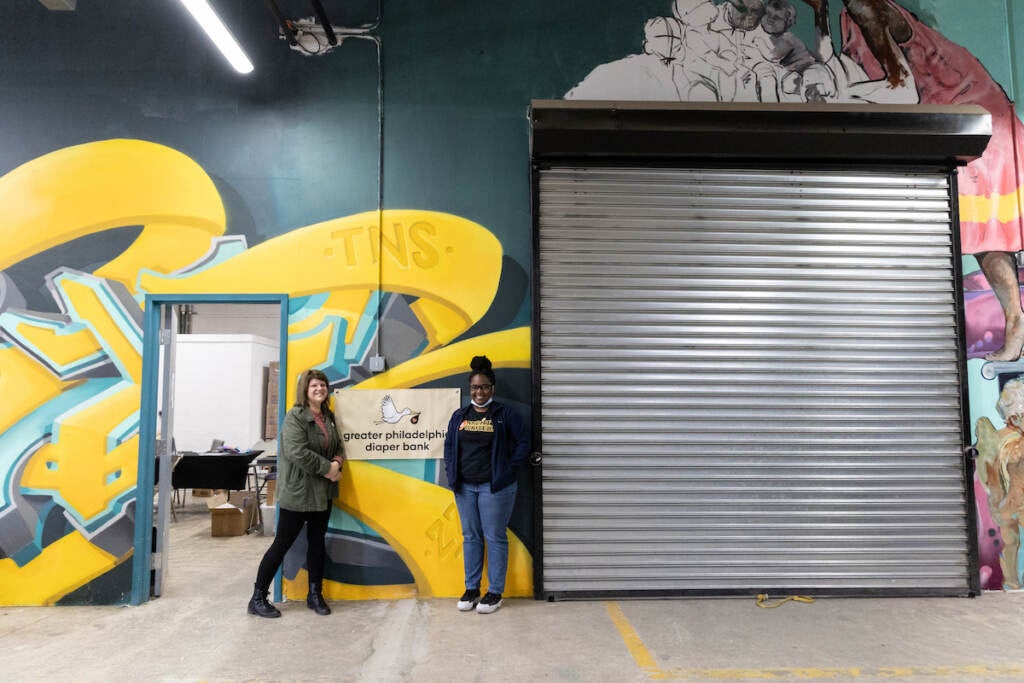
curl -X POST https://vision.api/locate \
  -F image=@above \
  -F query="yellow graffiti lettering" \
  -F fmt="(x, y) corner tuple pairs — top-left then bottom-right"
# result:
(0, 139), (225, 293)
(311, 461), (532, 598)
(1, 138), (521, 604)
(57, 277), (142, 383)
(356, 327), (531, 389)
(424, 502), (462, 561)
(329, 221), (441, 272)
(328, 226), (364, 267)
(409, 221), (440, 269)
(14, 322), (102, 371)
(284, 568), (418, 601)
(22, 387), (140, 522)
(0, 532), (120, 605)
(141, 210), (502, 350)
(0, 346), (71, 434)
(374, 222), (408, 267)
(286, 321), (338, 400)
(322, 290), (374, 344)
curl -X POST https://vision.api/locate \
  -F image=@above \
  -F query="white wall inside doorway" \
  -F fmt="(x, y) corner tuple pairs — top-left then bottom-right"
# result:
(189, 303), (280, 339)
(172, 334), (278, 453)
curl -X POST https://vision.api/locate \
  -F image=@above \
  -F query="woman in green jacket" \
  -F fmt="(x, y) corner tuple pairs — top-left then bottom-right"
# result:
(248, 368), (343, 618)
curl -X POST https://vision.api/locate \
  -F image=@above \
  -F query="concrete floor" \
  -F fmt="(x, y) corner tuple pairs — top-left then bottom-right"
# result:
(3, 498), (1024, 683)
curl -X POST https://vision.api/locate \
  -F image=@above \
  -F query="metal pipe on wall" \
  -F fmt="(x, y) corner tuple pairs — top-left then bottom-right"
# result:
(344, 2), (385, 364)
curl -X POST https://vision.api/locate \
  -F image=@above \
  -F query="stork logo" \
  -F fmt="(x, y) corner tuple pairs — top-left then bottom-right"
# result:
(376, 395), (422, 425)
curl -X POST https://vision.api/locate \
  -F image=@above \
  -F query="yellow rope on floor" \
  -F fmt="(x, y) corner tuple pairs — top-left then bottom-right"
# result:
(755, 593), (816, 608)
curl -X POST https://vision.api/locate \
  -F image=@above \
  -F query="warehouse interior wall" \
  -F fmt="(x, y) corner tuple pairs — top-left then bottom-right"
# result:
(0, 0), (1022, 605)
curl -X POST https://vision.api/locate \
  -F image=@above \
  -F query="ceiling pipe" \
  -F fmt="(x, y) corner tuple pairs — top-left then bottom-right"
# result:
(310, 0), (338, 46)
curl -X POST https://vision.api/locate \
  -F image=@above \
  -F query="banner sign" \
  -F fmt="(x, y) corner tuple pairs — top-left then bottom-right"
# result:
(333, 388), (461, 460)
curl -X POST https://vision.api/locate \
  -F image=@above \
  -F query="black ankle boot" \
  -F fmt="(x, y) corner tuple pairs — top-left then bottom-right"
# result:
(306, 582), (331, 615)
(248, 585), (281, 618)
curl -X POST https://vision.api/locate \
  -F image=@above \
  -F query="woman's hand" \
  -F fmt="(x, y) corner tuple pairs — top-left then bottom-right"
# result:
(324, 460), (342, 482)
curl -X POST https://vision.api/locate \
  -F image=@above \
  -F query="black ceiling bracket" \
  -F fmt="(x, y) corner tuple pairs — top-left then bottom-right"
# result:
(310, 0), (338, 46)
(265, 0), (298, 46)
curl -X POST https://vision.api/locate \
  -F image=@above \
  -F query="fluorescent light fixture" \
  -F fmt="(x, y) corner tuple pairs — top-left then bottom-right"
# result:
(179, 0), (254, 74)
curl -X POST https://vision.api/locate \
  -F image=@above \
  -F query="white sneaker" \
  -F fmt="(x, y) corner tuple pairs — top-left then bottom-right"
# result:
(475, 592), (502, 614)
(457, 589), (480, 612)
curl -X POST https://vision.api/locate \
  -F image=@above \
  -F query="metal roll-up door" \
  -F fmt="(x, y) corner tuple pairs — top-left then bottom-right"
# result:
(537, 165), (971, 597)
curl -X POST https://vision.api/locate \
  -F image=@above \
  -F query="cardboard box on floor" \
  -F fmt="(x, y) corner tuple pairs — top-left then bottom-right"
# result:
(207, 492), (258, 537)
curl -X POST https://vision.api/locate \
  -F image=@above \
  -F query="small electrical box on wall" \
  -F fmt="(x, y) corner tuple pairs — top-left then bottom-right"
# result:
(369, 355), (385, 372)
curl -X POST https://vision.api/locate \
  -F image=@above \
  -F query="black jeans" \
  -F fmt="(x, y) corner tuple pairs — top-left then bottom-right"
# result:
(254, 506), (332, 590)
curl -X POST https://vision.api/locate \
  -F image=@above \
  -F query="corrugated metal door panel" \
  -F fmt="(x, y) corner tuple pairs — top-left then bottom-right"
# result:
(537, 166), (970, 596)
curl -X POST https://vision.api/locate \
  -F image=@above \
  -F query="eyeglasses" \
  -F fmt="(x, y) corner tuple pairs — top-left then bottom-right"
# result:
(469, 384), (493, 392)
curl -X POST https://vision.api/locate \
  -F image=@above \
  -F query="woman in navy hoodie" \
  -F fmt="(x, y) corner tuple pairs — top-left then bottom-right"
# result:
(443, 355), (530, 614)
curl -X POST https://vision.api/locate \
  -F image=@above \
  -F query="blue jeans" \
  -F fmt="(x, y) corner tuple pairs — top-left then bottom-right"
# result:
(454, 481), (517, 595)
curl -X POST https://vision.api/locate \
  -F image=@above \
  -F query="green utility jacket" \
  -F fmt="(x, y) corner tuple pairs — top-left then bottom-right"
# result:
(277, 405), (343, 512)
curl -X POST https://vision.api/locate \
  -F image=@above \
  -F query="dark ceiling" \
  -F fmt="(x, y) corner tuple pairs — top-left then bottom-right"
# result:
(32, 0), (382, 54)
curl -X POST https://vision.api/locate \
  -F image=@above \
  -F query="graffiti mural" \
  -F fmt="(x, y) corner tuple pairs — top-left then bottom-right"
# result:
(566, 0), (919, 104)
(566, 0), (1024, 590)
(0, 139), (531, 604)
(976, 379), (1024, 589)
(3, 0), (1022, 603)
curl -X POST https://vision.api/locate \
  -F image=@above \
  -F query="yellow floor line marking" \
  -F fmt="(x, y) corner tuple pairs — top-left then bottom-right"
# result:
(604, 601), (661, 675)
(656, 665), (1024, 680)
(604, 601), (1024, 680)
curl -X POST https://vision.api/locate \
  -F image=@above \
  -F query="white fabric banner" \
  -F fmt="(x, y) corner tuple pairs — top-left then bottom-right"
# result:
(333, 388), (461, 460)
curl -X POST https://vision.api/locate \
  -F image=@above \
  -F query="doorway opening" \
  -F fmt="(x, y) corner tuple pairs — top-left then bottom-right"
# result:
(132, 294), (288, 605)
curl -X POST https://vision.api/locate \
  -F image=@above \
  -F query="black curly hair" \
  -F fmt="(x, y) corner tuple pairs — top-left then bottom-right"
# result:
(469, 355), (496, 386)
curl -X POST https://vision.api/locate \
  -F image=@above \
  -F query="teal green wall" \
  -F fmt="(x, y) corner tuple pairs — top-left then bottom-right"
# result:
(4, 0), (1024, 604)
(911, 0), (1014, 97)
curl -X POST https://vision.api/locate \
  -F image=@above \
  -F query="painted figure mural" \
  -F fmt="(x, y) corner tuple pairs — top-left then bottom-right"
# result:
(566, 0), (918, 105)
(976, 379), (1024, 589)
